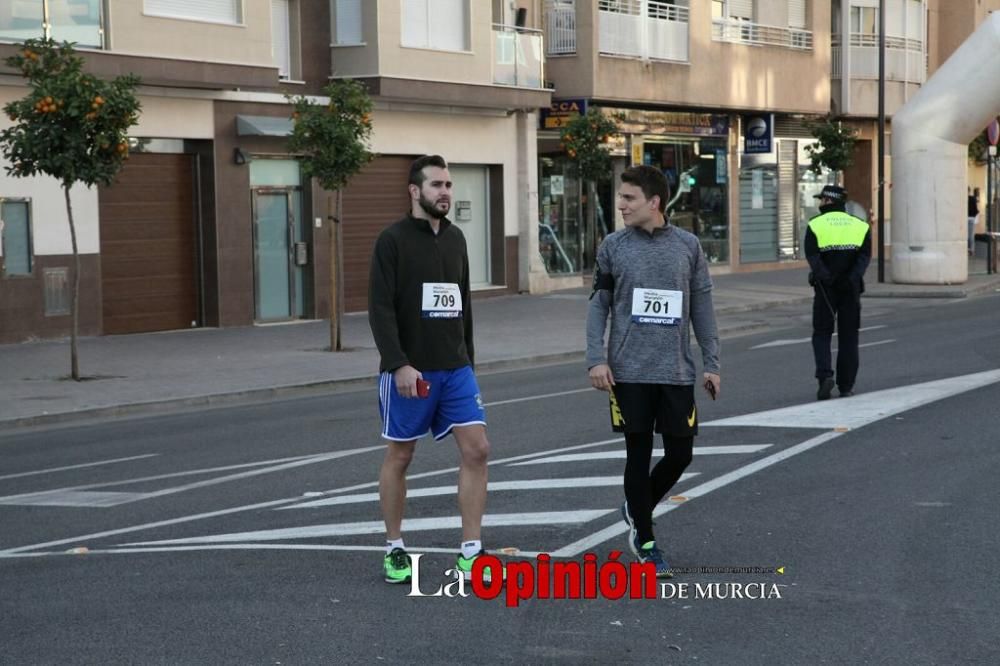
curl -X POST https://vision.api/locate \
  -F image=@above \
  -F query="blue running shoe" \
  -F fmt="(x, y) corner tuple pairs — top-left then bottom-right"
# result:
(636, 540), (673, 579)
(621, 500), (639, 557)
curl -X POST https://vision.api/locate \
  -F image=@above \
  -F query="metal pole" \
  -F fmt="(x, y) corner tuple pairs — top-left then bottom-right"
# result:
(989, 150), (996, 274)
(877, 0), (887, 283)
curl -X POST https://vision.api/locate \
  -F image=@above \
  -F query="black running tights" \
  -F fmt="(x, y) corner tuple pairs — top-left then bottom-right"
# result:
(623, 432), (694, 544)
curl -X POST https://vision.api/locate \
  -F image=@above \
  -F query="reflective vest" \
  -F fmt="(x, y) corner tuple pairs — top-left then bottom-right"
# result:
(808, 211), (868, 251)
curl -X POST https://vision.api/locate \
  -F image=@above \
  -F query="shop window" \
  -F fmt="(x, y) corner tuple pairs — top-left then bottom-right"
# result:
(538, 153), (581, 274)
(644, 139), (730, 264)
(1, 200), (33, 277)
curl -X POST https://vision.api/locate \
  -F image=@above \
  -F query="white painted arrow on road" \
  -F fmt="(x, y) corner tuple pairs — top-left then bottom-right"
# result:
(703, 368), (1000, 430)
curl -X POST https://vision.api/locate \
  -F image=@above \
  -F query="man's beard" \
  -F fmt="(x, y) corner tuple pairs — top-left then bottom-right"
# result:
(418, 194), (450, 220)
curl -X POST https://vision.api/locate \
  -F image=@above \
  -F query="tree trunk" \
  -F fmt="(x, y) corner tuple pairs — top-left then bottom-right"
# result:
(328, 191), (343, 351)
(64, 184), (80, 381)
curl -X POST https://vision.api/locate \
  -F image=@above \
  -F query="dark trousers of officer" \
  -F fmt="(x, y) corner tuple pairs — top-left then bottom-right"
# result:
(812, 283), (861, 391)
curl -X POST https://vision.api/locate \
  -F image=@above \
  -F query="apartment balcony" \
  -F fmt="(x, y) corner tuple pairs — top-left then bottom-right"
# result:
(493, 25), (544, 88)
(598, 0), (689, 63)
(542, 0), (828, 113)
(0, 0), (105, 49)
(831, 33), (926, 83)
(545, 0), (577, 55)
(712, 19), (813, 51)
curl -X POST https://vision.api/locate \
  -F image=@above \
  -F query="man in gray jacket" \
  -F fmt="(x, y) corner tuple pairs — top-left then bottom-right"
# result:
(587, 165), (721, 578)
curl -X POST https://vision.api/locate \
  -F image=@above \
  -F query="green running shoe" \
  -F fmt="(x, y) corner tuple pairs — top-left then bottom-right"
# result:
(636, 541), (673, 579)
(456, 549), (504, 583)
(383, 547), (412, 584)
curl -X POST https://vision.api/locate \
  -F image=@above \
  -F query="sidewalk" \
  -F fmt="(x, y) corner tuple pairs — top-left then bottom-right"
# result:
(2, 261), (999, 430)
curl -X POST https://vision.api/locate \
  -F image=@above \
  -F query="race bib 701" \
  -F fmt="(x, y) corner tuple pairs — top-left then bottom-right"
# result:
(631, 288), (683, 326)
(422, 283), (463, 319)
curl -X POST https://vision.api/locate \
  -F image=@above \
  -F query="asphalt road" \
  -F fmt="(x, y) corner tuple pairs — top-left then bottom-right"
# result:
(2, 293), (999, 664)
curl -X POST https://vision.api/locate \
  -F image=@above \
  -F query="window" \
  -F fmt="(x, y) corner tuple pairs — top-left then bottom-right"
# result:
(1, 200), (33, 277)
(0, 0), (104, 48)
(851, 6), (877, 35)
(726, 0), (754, 21)
(401, 0), (469, 52)
(333, 0), (363, 45)
(144, 0), (243, 25)
(272, 0), (291, 78)
(788, 0), (806, 30)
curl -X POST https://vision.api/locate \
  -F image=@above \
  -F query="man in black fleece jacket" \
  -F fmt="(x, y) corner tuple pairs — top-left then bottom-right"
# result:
(368, 155), (497, 586)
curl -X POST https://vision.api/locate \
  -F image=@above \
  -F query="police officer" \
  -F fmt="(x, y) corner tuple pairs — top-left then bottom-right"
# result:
(805, 185), (871, 400)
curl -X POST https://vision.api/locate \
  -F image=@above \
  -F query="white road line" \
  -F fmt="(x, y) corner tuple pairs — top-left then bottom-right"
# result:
(315, 437), (626, 496)
(282, 474), (699, 509)
(751, 325), (888, 349)
(0, 490), (149, 508)
(550, 431), (844, 557)
(0, 452), (335, 503)
(122, 511), (613, 546)
(703, 368), (1000, 430)
(485, 388), (593, 407)
(832, 339), (896, 352)
(0, 544), (544, 558)
(0, 445), (385, 555)
(0, 454), (160, 481)
(0, 438), (625, 555)
(507, 445), (773, 466)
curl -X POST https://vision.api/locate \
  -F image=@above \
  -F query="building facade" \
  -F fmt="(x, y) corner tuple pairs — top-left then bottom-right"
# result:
(538, 0), (835, 286)
(0, 0), (550, 343)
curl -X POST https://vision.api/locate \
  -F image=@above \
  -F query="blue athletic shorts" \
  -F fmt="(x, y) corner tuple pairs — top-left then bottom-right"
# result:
(378, 365), (487, 441)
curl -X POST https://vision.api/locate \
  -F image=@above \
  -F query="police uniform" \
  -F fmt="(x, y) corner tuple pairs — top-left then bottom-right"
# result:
(804, 185), (872, 399)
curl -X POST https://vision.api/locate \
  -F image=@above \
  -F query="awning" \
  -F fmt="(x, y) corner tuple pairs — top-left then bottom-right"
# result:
(236, 115), (294, 137)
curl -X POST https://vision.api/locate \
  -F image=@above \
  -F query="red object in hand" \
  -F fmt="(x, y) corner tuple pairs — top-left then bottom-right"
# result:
(416, 378), (431, 399)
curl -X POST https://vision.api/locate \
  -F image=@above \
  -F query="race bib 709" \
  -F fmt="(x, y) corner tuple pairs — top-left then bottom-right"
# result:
(422, 283), (463, 319)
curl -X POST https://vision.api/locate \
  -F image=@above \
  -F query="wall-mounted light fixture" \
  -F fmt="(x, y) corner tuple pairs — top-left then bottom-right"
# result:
(233, 147), (248, 165)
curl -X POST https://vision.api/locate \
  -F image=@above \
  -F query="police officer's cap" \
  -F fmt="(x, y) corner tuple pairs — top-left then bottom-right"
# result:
(814, 185), (847, 203)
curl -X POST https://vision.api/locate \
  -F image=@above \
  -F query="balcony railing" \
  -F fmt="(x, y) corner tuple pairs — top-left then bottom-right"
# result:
(598, 0), (689, 63)
(545, 0), (576, 55)
(712, 19), (812, 50)
(493, 25), (544, 89)
(831, 33), (926, 83)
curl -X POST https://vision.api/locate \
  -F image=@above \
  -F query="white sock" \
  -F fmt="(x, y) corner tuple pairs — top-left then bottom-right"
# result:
(461, 540), (482, 559)
(386, 538), (404, 554)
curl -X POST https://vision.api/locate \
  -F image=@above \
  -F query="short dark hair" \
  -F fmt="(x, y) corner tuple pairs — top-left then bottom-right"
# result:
(621, 165), (671, 213)
(408, 155), (448, 188)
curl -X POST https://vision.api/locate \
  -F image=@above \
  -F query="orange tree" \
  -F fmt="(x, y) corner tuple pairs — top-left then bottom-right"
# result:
(1, 39), (140, 380)
(560, 108), (621, 261)
(286, 80), (374, 351)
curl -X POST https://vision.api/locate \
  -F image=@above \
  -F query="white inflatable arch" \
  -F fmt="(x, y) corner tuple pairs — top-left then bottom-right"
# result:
(891, 11), (1000, 283)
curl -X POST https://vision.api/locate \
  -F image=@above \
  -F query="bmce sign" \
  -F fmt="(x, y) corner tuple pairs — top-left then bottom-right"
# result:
(743, 114), (774, 154)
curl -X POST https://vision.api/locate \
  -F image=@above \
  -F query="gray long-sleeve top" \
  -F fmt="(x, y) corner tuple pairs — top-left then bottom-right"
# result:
(586, 224), (720, 384)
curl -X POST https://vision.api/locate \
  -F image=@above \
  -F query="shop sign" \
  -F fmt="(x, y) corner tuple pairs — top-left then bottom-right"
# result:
(540, 98), (588, 129)
(743, 114), (774, 154)
(605, 109), (729, 137)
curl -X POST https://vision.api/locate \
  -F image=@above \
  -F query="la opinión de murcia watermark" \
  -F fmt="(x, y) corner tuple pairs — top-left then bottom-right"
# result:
(406, 552), (786, 607)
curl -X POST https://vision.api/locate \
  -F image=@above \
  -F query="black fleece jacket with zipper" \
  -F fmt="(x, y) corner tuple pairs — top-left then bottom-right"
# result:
(368, 215), (474, 373)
